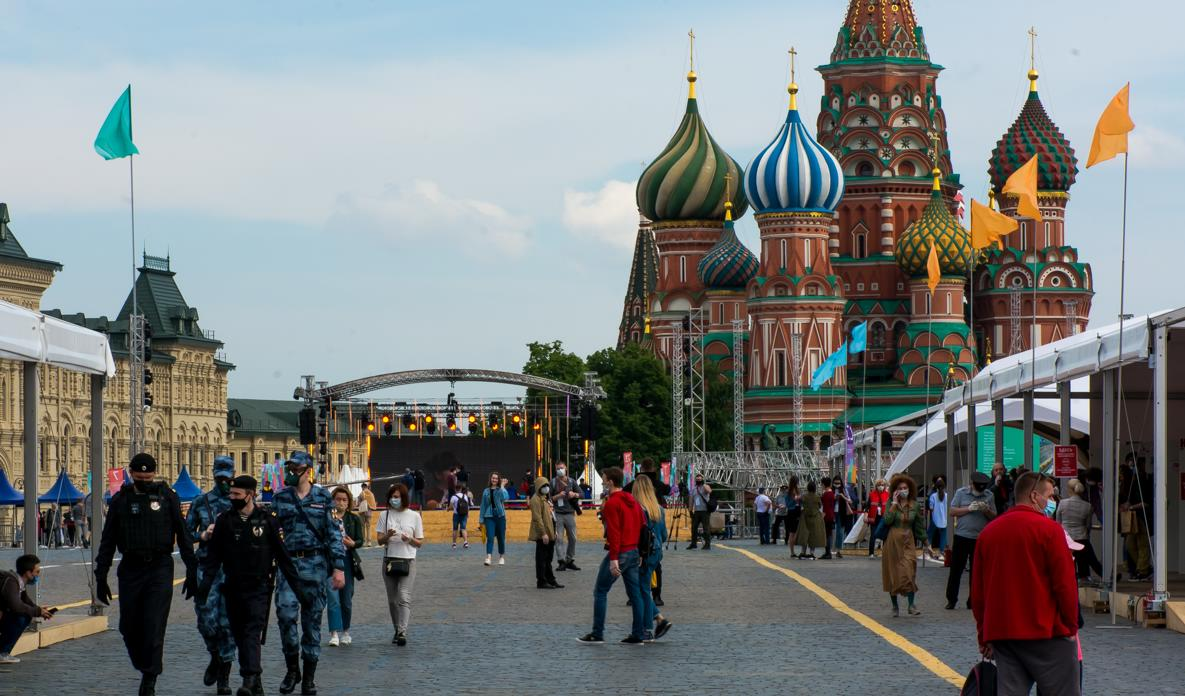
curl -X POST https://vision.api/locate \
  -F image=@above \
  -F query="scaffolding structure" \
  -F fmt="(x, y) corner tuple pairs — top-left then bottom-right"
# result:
(1065, 299), (1079, 336)
(687, 307), (707, 453)
(684, 450), (828, 493)
(791, 332), (804, 453)
(1010, 290), (1025, 355)
(127, 314), (146, 458)
(732, 319), (744, 452)
(671, 320), (684, 455)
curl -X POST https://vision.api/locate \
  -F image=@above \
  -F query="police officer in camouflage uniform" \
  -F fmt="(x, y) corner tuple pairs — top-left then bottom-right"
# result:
(198, 475), (309, 696)
(271, 451), (346, 695)
(188, 455), (238, 694)
(95, 453), (199, 696)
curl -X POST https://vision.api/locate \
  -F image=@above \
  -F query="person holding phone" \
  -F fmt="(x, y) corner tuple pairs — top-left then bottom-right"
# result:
(377, 483), (424, 647)
(0, 554), (55, 664)
(881, 474), (926, 617)
(479, 472), (509, 566)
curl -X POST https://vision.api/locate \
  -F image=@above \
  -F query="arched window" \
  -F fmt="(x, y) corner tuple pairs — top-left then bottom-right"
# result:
(62, 425), (71, 467)
(855, 234), (866, 259)
(871, 323), (886, 348)
(857, 162), (874, 177)
(898, 161), (916, 177)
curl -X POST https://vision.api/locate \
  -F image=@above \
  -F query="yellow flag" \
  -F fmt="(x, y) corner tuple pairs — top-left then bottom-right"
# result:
(1001, 154), (1042, 222)
(1086, 83), (1134, 168)
(926, 242), (940, 295)
(970, 198), (1018, 250)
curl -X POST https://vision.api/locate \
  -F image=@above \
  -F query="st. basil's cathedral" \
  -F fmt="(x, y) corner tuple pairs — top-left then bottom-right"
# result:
(616, 0), (1093, 451)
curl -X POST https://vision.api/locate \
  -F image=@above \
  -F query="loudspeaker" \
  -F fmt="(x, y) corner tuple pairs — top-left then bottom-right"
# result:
(579, 404), (599, 440)
(298, 407), (317, 445)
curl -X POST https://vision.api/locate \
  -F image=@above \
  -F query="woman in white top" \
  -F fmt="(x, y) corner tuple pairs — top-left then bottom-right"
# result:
(377, 482), (424, 646)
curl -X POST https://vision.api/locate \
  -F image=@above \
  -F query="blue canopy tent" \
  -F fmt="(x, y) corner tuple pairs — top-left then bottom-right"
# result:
(38, 470), (85, 505)
(172, 466), (202, 502)
(0, 469), (23, 506)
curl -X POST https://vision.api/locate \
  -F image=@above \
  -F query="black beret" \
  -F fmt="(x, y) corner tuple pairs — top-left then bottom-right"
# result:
(970, 471), (991, 485)
(129, 452), (157, 473)
(230, 475), (258, 491)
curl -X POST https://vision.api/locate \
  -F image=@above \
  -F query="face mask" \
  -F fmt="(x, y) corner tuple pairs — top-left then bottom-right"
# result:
(217, 480), (231, 494)
(1044, 499), (1056, 516)
(540, 486), (550, 496)
(133, 480), (152, 493)
(695, 480), (703, 486)
(230, 498), (248, 511)
(28, 576), (38, 585)
(390, 497), (401, 508)
(284, 470), (305, 487)
(557, 469), (565, 476)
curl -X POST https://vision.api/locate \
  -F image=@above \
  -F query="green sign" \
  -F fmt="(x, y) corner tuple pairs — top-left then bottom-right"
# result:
(976, 426), (1044, 475)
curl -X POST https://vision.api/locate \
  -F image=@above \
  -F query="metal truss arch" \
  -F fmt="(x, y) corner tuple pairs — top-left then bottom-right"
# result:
(295, 368), (607, 403)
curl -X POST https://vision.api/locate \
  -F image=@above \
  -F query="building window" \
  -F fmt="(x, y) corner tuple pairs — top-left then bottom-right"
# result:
(1020, 222), (1027, 249)
(804, 239), (813, 267)
(946, 292), (952, 314)
(857, 283), (865, 292)
(871, 323), (886, 348)
(338, 453), (344, 469)
(857, 162), (874, 177)
(1044, 221), (1050, 247)
(779, 240), (787, 269)
(856, 234), (866, 258)
(679, 256), (686, 283)
(774, 350), (787, 386)
(240, 451), (248, 466)
(870, 282), (879, 291)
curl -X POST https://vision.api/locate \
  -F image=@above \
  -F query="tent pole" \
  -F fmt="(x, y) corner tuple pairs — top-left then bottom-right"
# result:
(22, 361), (39, 610)
(1152, 325), (1168, 597)
(90, 374), (106, 615)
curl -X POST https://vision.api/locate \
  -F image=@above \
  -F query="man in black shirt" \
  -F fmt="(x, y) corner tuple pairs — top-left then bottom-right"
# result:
(198, 476), (308, 696)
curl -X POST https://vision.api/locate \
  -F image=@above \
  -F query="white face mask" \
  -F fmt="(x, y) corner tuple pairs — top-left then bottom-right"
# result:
(540, 486), (550, 496)
(390, 497), (401, 508)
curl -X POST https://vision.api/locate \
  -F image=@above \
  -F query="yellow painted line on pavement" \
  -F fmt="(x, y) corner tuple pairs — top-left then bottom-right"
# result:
(721, 544), (963, 689)
(50, 577), (185, 611)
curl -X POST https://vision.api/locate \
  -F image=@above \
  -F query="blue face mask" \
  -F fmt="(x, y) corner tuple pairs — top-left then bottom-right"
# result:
(28, 576), (38, 585)
(1044, 499), (1057, 517)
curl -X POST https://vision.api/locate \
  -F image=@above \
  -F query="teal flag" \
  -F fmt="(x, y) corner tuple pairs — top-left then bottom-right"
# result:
(849, 321), (868, 354)
(94, 85), (139, 160)
(810, 341), (848, 390)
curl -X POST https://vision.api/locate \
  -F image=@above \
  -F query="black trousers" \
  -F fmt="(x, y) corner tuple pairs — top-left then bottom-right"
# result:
(116, 557), (175, 676)
(225, 584), (270, 677)
(535, 539), (557, 586)
(1073, 538), (1103, 578)
(690, 511), (712, 547)
(945, 534), (977, 605)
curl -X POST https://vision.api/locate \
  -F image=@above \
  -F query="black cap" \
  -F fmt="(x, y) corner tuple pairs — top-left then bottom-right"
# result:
(129, 453), (157, 473)
(970, 471), (990, 485)
(230, 475), (258, 492)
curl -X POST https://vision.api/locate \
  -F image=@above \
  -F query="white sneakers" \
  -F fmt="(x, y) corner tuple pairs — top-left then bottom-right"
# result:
(340, 632), (352, 646)
(484, 554), (492, 566)
(498, 556), (505, 566)
(328, 632), (340, 647)
(0, 653), (20, 664)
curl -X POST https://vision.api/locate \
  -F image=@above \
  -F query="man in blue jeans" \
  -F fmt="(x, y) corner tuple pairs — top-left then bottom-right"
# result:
(579, 466), (646, 645)
(0, 554), (55, 663)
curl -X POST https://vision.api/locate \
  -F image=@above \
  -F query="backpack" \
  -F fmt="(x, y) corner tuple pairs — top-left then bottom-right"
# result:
(454, 494), (470, 517)
(706, 491), (719, 514)
(960, 661), (997, 696)
(637, 508), (657, 562)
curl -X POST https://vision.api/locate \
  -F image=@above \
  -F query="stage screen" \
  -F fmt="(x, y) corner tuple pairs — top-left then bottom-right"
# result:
(367, 435), (535, 504)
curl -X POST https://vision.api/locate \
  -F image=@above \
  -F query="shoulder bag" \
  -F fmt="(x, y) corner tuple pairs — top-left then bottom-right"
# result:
(380, 511), (412, 578)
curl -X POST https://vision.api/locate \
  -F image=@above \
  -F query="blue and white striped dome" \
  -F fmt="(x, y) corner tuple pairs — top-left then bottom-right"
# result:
(744, 91), (845, 215)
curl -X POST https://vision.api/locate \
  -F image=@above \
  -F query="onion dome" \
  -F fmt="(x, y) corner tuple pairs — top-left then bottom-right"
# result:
(698, 201), (758, 289)
(636, 70), (748, 223)
(744, 82), (845, 215)
(895, 169), (972, 277)
(988, 70), (1078, 193)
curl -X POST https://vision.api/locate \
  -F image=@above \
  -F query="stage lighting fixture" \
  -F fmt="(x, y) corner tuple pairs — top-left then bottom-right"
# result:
(447, 415), (457, 431)
(382, 413), (393, 435)
(365, 419), (375, 434)
(424, 414), (437, 434)
(510, 412), (523, 436)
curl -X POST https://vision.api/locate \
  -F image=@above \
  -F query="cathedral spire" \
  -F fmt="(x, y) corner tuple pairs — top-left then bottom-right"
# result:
(830, 0), (929, 65)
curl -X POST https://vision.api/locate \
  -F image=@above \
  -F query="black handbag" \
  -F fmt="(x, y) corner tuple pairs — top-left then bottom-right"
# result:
(384, 558), (411, 578)
(350, 553), (364, 581)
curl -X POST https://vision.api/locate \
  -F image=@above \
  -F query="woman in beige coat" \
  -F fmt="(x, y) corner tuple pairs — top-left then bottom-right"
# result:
(881, 474), (926, 617)
(528, 476), (562, 589)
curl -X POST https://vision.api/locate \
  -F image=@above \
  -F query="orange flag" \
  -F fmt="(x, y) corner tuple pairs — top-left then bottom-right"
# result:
(1002, 154), (1042, 222)
(970, 198), (1018, 250)
(1086, 83), (1134, 168)
(926, 242), (941, 295)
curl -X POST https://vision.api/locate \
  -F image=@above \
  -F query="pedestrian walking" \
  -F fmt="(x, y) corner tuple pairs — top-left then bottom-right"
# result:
(578, 466), (647, 645)
(784, 477), (802, 550)
(624, 459), (669, 602)
(411, 469), (426, 509)
(630, 476), (673, 642)
(270, 452), (347, 695)
(945, 471), (996, 610)
(0, 554), (54, 664)
(355, 483), (376, 547)
(197, 475), (309, 696)
(1056, 479), (1101, 580)
(754, 487), (773, 545)
(990, 462), (1012, 514)
(972, 472), (1080, 696)
(551, 462), (582, 571)
(1120, 460), (1153, 580)
(866, 478), (889, 557)
(881, 474), (925, 617)
(686, 474), (714, 550)
(771, 485), (789, 544)
(449, 485), (473, 549)
(822, 476), (853, 559)
(187, 455), (238, 694)
(479, 471), (509, 566)
(326, 486), (361, 647)
(94, 453), (199, 696)
(377, 483), (424, 647)
(529, 476), (562, 589)
(926, 475), (948, 561)
(795, 480), (825, 559)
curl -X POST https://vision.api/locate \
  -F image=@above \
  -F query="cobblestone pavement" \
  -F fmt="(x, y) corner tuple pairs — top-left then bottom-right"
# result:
(2, 540), (1181, 694)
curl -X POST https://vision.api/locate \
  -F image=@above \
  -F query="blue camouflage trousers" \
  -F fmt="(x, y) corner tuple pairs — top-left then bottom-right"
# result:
(195, 565), (236, 662)
(275, 555), (329, 661)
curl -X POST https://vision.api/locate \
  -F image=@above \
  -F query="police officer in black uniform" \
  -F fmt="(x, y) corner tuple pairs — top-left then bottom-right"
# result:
(198, 475), (310, 696)
(95, 453), (199, 696)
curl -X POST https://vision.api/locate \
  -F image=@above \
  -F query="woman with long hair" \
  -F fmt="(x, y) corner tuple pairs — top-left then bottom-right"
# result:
(631, 476), (673, 641)
(377, 483), (424, 645)
(479, 471), (509, 566)
(795, 480), (826, 559)
(881, 474), (926, 617)
(326, 486), (362, 647)
(785, 475), (802, 550)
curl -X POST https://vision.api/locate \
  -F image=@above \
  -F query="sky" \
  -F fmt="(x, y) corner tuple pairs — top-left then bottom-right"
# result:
(1, 0), (1182, 400)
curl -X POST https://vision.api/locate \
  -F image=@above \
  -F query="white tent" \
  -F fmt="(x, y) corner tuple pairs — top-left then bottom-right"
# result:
(334, 465), (367, 499)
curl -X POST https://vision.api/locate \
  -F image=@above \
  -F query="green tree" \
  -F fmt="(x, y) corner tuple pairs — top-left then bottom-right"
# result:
(521, 340), (587, 402)
(703, 359), (736, 452)
(585, 343), (671, 471)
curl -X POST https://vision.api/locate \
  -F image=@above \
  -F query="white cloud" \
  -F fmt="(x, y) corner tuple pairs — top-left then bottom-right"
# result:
(562, 179), (639, 249)
(1128, 126), (1185, 169)
(327, 179), (530, 256)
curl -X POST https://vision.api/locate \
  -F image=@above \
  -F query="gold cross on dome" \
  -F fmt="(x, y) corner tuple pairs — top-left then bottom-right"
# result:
(788, 46), (798, 83)
(1028, 26), (1038, 71)
(688, 28), (695, 71)
(928, 130), (941, 164)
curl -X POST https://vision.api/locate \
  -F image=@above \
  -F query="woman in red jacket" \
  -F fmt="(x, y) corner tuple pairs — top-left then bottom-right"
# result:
(866, 478), (890, 557)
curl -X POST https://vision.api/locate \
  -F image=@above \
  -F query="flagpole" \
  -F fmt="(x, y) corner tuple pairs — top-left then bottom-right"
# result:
(1111, 151), (1129, 623)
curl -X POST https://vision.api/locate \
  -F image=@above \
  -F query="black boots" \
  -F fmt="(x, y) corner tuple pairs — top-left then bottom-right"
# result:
(138, 673), (157, 696)
(237, 675), (263, 696)
(204, 656), (220, 686)
(216, 659), (233, 695)
(278, 654), (301, 694)
(301, 658), (318, 695)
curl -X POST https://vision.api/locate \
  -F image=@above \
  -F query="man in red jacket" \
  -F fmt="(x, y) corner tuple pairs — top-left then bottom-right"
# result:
(971, 471), (1080, 696)
(578, 466), (647, 645)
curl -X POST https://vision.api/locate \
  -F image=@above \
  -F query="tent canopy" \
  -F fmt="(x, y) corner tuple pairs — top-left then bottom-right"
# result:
(38, 470), (85, 504)
(0, 299), (115, 376)
(172, 466), (203, 501)
(0, 468), (23, 505)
